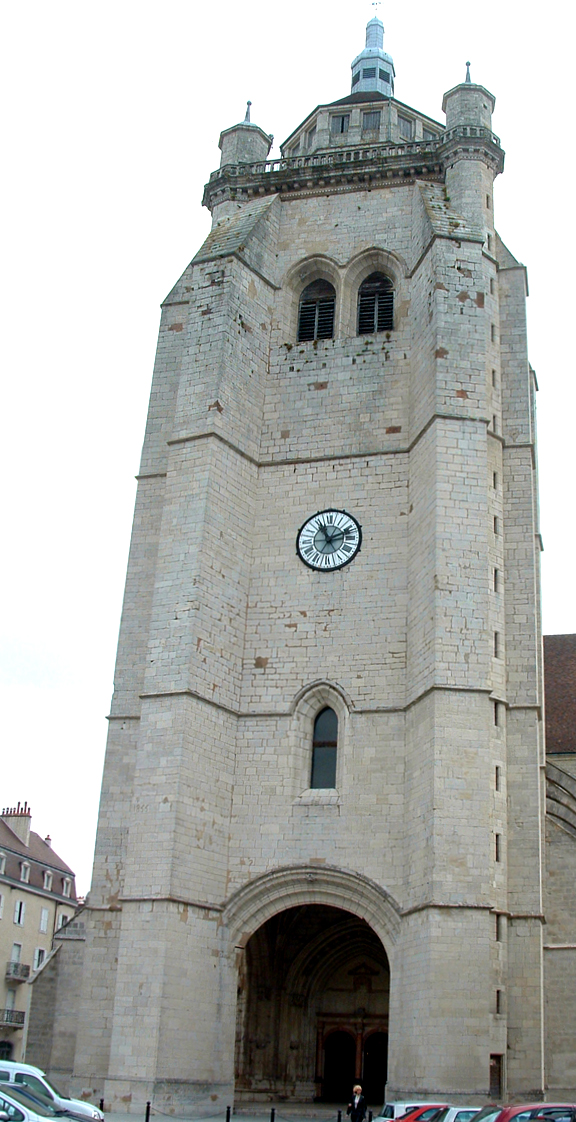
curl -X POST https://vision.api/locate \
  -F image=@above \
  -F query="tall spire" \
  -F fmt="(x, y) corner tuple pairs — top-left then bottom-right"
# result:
(351, 13), (395, 98)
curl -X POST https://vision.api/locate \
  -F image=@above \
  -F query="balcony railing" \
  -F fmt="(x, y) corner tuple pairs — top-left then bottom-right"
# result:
(0, 1009), (26, 1027)
(5, 961), (31, 981)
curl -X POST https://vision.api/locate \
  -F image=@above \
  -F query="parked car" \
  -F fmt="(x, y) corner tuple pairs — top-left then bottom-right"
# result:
(379, 1106), (451, 1121)
(434, 1108), (481, 1122)
(474, 1106), (576, 1122)
(3, 1085), (91, 1122)
(0, 1084), (64, 1122)
(0, 1065), (103, 1122)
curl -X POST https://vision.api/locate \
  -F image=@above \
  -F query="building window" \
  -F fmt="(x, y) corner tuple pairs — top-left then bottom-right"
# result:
(357, 273), (394, 334)
(330, 114), (349, 135)
(306, 126), (316, 149)
(311, 708), (338, 789)
(379, 68), (390, 83)
(398, 115), (413, 140)
(489, 1054), (503, 1098)
(494, 631), (500, 658)
(20, 863), (30, 884)
(33, 948), (45, 970)
(13, 900), (25, 926)
(493, 515), (499, 534)
(39, 908), (49, 934)
(0, 853), (5, 875)
(43, 871), (53, 891)
(496, 914), (504, 941)
(495, 833), (502, 862)
(362, 111), (381, 132)
(10, 944), (22, 964)
(352, 71), (360, 86)
(0, 893), (4, 920)
(297, 280), (336, 342)
(56, 912), (68, 930)
(362, 67), (376, 79)
(62, 877), (72, 898)
(423, 128), (436, 141)
(495, 765), (501, 791)
(291, 141), (300, 155)
(494, 568), (499, 592)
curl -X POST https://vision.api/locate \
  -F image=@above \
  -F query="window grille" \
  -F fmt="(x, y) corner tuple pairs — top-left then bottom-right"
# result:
(311, 708), (338, 789)
(297, 280), (336, 342)
(362, 67), (376, 79)
(362, 111), (381, 131)
(379, 69), (391, 83)
(357, 273), (394, 334)
(352, 72), (360, 86)
(330, 114), (349, 135)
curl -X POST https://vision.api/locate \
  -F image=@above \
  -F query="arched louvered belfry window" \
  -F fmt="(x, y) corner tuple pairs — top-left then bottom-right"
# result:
(311, 707), (338, 788)
(297, 279), (336, 342)
(357, 272), (394, 335)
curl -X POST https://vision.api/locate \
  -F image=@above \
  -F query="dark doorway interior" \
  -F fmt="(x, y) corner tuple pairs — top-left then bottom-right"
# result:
(323, 1031), (356, 1102)
(363, 1031), (388, 1105)
(235, 904), (390, 1103)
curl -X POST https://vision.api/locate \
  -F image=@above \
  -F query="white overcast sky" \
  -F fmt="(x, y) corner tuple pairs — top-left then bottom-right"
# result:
(1, 1), (574, 894)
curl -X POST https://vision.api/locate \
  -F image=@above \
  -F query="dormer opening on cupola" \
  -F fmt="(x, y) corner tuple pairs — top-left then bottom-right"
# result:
(351, 13), (395, 98)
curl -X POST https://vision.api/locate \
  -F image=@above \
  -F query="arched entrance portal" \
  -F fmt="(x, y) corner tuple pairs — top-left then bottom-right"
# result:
(235, 905), (390, 1105)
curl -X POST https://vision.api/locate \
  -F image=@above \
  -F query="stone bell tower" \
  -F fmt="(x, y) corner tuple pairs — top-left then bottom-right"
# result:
(66, 15), (544, 1114)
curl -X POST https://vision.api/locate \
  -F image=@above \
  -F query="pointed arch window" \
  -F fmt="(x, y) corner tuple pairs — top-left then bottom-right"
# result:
(297, 279), (336, 342)
(357, 272), (394, 334)
(311, 707), (338, 788)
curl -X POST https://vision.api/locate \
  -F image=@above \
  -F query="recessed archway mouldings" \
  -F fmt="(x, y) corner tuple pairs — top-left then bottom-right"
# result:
(222, 863), (402, 964)
(280, 248), (408, 341)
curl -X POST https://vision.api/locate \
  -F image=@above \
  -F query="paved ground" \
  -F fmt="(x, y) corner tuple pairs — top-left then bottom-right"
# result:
(101, 1104), (370, 1122)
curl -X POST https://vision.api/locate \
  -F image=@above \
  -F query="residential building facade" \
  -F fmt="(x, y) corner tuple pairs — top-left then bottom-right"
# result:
(0, 804), (77, 1060)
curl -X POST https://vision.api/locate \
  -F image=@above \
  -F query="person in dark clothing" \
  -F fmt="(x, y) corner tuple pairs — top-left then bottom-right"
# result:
(347, 1085), (367, 1122)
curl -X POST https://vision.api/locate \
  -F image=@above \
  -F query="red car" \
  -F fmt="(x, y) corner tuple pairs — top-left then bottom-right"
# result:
(474, 1106), (576, 1122)
(397, 1109), (450, 1122)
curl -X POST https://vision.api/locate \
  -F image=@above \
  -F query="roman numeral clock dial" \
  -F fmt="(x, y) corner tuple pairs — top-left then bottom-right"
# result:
(296, 509), (362, 571)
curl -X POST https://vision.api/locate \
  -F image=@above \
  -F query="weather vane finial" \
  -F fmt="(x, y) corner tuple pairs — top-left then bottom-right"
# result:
(465, 61), (471, 83)
(244, 100), (252, 123)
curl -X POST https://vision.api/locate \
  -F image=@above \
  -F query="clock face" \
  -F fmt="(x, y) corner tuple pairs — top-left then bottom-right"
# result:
(296, 509), (362, 571)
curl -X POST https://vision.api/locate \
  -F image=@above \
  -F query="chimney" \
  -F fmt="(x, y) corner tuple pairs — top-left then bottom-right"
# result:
(1, 802), (32, 847)
(44, 835), (52, 847)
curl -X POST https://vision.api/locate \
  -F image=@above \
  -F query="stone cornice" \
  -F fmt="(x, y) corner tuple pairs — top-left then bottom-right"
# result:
(202, 125), (504, 210)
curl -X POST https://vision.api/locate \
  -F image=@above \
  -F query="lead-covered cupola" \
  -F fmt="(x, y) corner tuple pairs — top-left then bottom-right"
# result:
(350, 15), (395, 98)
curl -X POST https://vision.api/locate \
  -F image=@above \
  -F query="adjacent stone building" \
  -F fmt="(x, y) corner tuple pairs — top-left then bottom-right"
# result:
(0, 804), (77, 1060)
(27, 16), (576, 1114)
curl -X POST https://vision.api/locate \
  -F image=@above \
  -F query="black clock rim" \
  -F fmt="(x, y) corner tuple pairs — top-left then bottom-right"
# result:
(295, 508), (362, 572)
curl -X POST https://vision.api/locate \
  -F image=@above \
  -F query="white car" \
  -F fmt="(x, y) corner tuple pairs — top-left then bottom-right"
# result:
(435, 1109), (481, 1122)
(0, 1084), (61, 1122)
(0, 1065), (102, 1122)
(378, 1107), (452, 1121)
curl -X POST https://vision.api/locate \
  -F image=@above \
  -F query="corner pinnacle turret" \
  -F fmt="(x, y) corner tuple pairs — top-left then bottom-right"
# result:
(351, 13), (395, 98)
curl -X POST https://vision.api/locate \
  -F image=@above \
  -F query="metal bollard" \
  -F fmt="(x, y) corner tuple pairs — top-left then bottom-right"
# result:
(226, 1108), (231, 1122)
(145, 1102), (151, 1122)
(369, 1113), (373, 1121)
(271, 1110), (276, 1122)
(338, 1112), (342, 1122)
(99, 1103), (104, 1114)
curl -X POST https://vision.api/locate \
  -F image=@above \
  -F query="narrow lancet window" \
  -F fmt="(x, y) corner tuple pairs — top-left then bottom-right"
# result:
(297, 280), (336, 342)
(357, 272), (394, 334)
(311, 707), (338, 788)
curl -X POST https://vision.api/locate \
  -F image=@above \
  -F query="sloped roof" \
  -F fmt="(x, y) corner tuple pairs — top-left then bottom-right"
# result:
(193, 195), (277, 264)
(417, 182), (484, 243)
(544, 634), (576, 754)
(0, 818), (76, 900)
